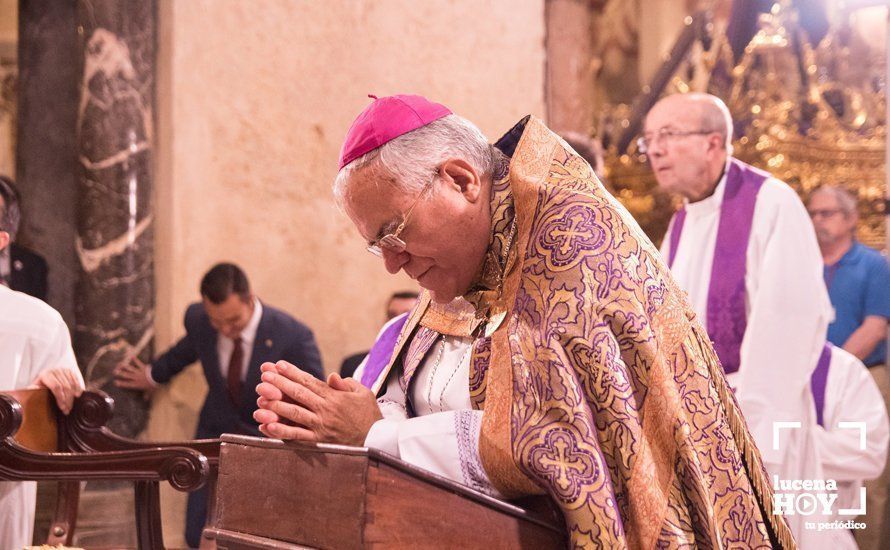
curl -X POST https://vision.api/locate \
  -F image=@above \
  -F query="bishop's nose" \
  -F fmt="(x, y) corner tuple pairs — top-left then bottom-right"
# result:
(383, 249), (410, 275)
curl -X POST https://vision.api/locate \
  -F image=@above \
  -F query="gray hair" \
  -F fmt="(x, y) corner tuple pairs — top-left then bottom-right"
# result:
(808, 185), (858, 217)
(691, 93), (734, 153)
(333, 114), (495, 205)
(0, 175), (21, 238)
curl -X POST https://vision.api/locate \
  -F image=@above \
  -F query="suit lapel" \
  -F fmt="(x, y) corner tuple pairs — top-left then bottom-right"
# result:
(202, 321), (225, 390)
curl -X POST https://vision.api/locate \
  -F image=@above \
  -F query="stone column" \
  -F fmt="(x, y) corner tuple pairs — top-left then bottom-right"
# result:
(74, 0), (156, 437)
(16, 0), (80, 327)
(545, 0), (598, 134)
(70, 2), (157, 546)
(15, 2), (82, 543)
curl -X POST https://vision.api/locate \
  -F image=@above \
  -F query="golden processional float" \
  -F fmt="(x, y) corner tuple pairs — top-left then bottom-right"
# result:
(600, 0), (887, 251)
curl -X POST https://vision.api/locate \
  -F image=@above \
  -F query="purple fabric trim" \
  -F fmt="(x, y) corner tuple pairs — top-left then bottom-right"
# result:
(706, 159), (767, 375)
(811, 344), (832, 428)
(360, 314), (409, 388)
(667, 208), (686, 268)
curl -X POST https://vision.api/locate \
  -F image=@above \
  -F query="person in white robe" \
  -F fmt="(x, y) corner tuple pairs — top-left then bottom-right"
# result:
(809, 345), (889, 548)
(0, 212), (84, 549)
(646, 92), (834, 545)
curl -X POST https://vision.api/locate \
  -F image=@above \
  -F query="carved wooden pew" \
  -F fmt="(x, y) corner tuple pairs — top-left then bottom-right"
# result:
(61, 390), (225, 533)
(0, 388), (214, 549)
(205, 435), (567, 549)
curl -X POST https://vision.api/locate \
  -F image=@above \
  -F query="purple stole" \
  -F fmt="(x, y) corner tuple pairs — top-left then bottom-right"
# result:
(360, 314), (410, 388)
(667, 159), (768, 375)
(810, 344), (833, 427)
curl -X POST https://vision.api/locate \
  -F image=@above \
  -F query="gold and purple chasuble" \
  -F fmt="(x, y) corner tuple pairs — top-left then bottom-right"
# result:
(371, 117), (795, 549)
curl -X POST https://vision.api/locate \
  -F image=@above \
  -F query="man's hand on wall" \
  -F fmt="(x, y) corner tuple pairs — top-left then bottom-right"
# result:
(113, 356), (156, 395)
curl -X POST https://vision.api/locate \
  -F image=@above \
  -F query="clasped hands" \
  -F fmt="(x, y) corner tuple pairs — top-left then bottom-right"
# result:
(253, 361), (382, 446)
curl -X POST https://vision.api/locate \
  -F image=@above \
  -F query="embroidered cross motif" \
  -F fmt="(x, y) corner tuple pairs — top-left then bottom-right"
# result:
(532, 429), (597, 501)
(540, 206), (607, 267)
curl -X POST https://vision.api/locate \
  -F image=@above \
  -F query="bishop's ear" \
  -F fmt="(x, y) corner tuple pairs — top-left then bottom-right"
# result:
(440, 159), (482, 202)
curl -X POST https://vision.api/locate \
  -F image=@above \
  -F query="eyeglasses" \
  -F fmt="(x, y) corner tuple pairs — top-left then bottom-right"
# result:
(366, 176), (436, 257)
(636, 128), (715, 154)
(808, 208), (844, 220)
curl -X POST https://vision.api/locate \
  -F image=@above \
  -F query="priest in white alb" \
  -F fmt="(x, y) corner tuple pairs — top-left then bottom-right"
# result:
(646, 92), (835, 545)
(809, 343), (889, 548)
(0, 198), (85, 549)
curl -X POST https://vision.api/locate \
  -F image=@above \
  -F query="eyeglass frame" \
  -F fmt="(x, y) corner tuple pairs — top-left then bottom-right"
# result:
(636, 127), (717, 155)
(807, 208), (846, 220)
(366, 174), (437, 257)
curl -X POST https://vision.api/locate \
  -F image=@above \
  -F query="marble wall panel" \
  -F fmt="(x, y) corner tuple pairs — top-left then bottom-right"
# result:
(74, 0), (156, 437)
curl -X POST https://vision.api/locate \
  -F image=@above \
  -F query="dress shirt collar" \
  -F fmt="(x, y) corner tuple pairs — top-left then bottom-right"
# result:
(239, 297), (263, 345)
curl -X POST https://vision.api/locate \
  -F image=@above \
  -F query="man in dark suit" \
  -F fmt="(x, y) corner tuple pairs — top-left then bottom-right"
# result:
(114, 262), (322, 547)
(0, 176), (49, 301)
(8, 243), (49, 301)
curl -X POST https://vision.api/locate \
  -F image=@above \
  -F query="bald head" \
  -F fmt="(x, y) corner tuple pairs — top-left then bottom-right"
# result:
(652, 93), (733, 151)
(643, 93), (735, 202)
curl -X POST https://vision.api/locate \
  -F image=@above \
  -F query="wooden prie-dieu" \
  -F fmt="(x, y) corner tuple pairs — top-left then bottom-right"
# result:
(205, 434), (566, 549)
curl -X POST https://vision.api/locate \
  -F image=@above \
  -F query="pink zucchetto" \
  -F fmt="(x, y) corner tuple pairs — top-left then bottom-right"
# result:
(337, 94), (452, 170)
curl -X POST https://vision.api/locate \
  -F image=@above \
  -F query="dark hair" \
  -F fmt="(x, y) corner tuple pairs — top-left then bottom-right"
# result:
(390, 290), (419, 301)
(200, 263), (251, 304)
(0, 175), (21, 236)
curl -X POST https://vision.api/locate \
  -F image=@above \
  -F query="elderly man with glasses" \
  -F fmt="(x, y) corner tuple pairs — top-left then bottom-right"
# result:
(647, 93), (836, 546)
(254, 94), (796, 547)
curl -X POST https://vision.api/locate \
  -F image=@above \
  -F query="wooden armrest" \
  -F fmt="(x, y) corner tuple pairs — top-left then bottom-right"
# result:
(64, 391), (221, 464)
(0, 440), (210, 492)
(2, 390), (213, 549)
(1, 393), (209, 491)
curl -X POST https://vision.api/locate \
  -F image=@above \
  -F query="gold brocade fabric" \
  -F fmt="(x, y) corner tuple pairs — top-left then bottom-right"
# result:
(463, 162), (516, 321)
(375, 117), (794, 548)
(476, 116), (793, 548)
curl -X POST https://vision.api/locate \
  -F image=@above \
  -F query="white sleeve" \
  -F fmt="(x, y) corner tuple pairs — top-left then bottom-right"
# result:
(363, 374), (501, 498)
(736, 181), (833, 467)
(28, 309), (84, 388)
(364, 373), (409, 457)
(816, 349), (889, 482)
(398, 409), (501, 497)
